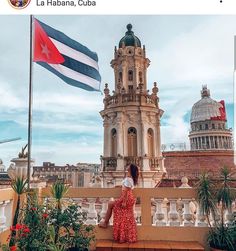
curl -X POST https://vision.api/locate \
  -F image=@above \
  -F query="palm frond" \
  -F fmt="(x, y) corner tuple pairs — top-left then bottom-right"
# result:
(11, 177), (28, 195)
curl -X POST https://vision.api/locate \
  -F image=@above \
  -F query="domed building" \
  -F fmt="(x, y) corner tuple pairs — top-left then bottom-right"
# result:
(189, 85), (232, 150)
(162, 85), (234, 181)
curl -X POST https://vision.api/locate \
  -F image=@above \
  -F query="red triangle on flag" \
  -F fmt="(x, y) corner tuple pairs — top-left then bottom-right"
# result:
(33, 19), (65, 64)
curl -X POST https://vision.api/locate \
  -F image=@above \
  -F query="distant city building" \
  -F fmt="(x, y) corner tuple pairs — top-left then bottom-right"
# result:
(100, 24), (165, 188)
(33, 162), (100, 187)
(189, 85), (233, 151)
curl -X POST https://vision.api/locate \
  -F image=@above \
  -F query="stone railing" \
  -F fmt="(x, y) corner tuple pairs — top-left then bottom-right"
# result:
(102, 157), (117, 171)
(2, 187), (236, 248)
(124, 156), (142, 166)
(104, 93), (157, 109)
(149, 157), (160, 170)
(39, 187), (225, 247)
(0, 189), (14, 233)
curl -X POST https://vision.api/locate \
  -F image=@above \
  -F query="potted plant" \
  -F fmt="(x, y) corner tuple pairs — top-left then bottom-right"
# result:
(196, 166), (236, 251)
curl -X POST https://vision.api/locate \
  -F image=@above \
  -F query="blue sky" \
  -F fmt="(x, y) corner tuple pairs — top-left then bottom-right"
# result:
(0, 15), (234, 168)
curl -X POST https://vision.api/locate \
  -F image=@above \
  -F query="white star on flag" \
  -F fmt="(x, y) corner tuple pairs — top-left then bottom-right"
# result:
(40, 43), (51, 59)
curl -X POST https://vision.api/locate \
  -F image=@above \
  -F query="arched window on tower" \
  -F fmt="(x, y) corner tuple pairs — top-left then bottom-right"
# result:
(119, 72), (122, 83)
(111, 128), (117, 157)
(139, 71), (143, 84)
(127, 127), (137, 156)
(128, 70), (133, 81)
(147, 128), (154, 157)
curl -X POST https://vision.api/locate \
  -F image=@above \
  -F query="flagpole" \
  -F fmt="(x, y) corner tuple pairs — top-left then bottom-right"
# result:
(27, 14), (34, 190)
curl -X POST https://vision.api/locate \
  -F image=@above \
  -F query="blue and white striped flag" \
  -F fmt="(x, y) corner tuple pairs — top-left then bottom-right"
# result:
(33, 18), (101, 92)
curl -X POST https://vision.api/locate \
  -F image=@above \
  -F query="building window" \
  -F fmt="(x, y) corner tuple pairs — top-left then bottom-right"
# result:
(119, 72), (122, 83)
(199, 124), (202, 130)
(128, 127), (137, 156)
(212, 124), (215, 129)
(111, 128), (117, 157)
(128, 85), (134, 92)
(205, 124), (208, 130)
(147, 128), (154, 157)
(139, 71), (143, 83)
(128, 70), (133, 81)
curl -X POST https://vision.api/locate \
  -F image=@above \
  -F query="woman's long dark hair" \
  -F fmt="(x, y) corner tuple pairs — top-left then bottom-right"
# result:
(129, 164), (139, 186)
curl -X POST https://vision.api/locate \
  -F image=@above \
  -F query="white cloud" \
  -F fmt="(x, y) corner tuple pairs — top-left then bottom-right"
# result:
(0, 81), (25, 110)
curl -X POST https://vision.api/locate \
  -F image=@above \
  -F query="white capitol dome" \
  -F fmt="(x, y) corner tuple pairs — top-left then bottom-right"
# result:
(190, 86), (224, 123)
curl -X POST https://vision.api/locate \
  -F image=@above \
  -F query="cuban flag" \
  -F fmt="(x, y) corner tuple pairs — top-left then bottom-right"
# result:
(33, 18), (101, 92)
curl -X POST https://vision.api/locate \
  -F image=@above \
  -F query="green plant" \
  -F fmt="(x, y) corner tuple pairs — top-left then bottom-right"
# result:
(17, 191), (49, 251)
(50, 181), (70, 244)
(47, 226), (66, 251)
(48, 204), (95, 249)
(51, 181), (69, 211)
(196, 166), (236, 251)
(9, 177), (28, 246)
(196, 172), (217, 228)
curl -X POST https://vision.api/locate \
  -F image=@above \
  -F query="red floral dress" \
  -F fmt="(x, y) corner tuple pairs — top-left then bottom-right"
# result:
(113, 178), (137, 243)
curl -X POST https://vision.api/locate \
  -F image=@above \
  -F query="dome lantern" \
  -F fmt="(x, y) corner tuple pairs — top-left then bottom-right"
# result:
(118, 24), (141, 48)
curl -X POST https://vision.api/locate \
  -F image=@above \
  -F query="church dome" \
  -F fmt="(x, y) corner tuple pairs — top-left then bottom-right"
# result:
(190, 86), (225, 123)
(119, 24), (141, 48)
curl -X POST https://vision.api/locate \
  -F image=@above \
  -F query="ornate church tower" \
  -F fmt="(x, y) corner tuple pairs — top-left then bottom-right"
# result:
(100, 24), (165, 187)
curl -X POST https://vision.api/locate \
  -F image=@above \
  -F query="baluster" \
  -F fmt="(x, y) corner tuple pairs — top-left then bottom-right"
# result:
(182, 199), (194, 226)
(86, 198), (98, 225)
(154, 199), (166, 226)
(196, 204), (208, 227)
(99, 198), (109, 223)
(168, 199), (180, 226)
(136, 208), (141, 225)
(162, 198), (169, 223)
(225, 208), (234, 225)
(0, 201), (7, 232)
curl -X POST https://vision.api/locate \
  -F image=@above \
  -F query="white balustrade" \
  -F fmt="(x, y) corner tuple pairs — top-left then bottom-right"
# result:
(154, 199), (166, 226)
(225, 208), (234, 225)
(0, 200), (12, 232)
(168, 199), (180, 226)
(182, 199), (194, 226)
(86, 198), (98, 225)
(0, 202), (7, 232)
(196, 205), (208, 227)
(99, 198), (109, 222)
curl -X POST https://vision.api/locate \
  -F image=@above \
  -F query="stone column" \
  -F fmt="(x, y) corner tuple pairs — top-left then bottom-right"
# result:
(117, 122), (124, 171)
(142, 122), (149, 171)
(103, 124), (110, 157)
(122, 63), (127, 90)
(135, 65), (139, 86)
(209, 137), (212, 149)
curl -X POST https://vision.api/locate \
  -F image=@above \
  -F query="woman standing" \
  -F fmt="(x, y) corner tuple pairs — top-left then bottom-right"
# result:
(99, 164), (139, 243)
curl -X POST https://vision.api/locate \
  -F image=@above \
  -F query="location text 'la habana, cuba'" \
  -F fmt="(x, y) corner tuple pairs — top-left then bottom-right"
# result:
(36, 0), (96, 7)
